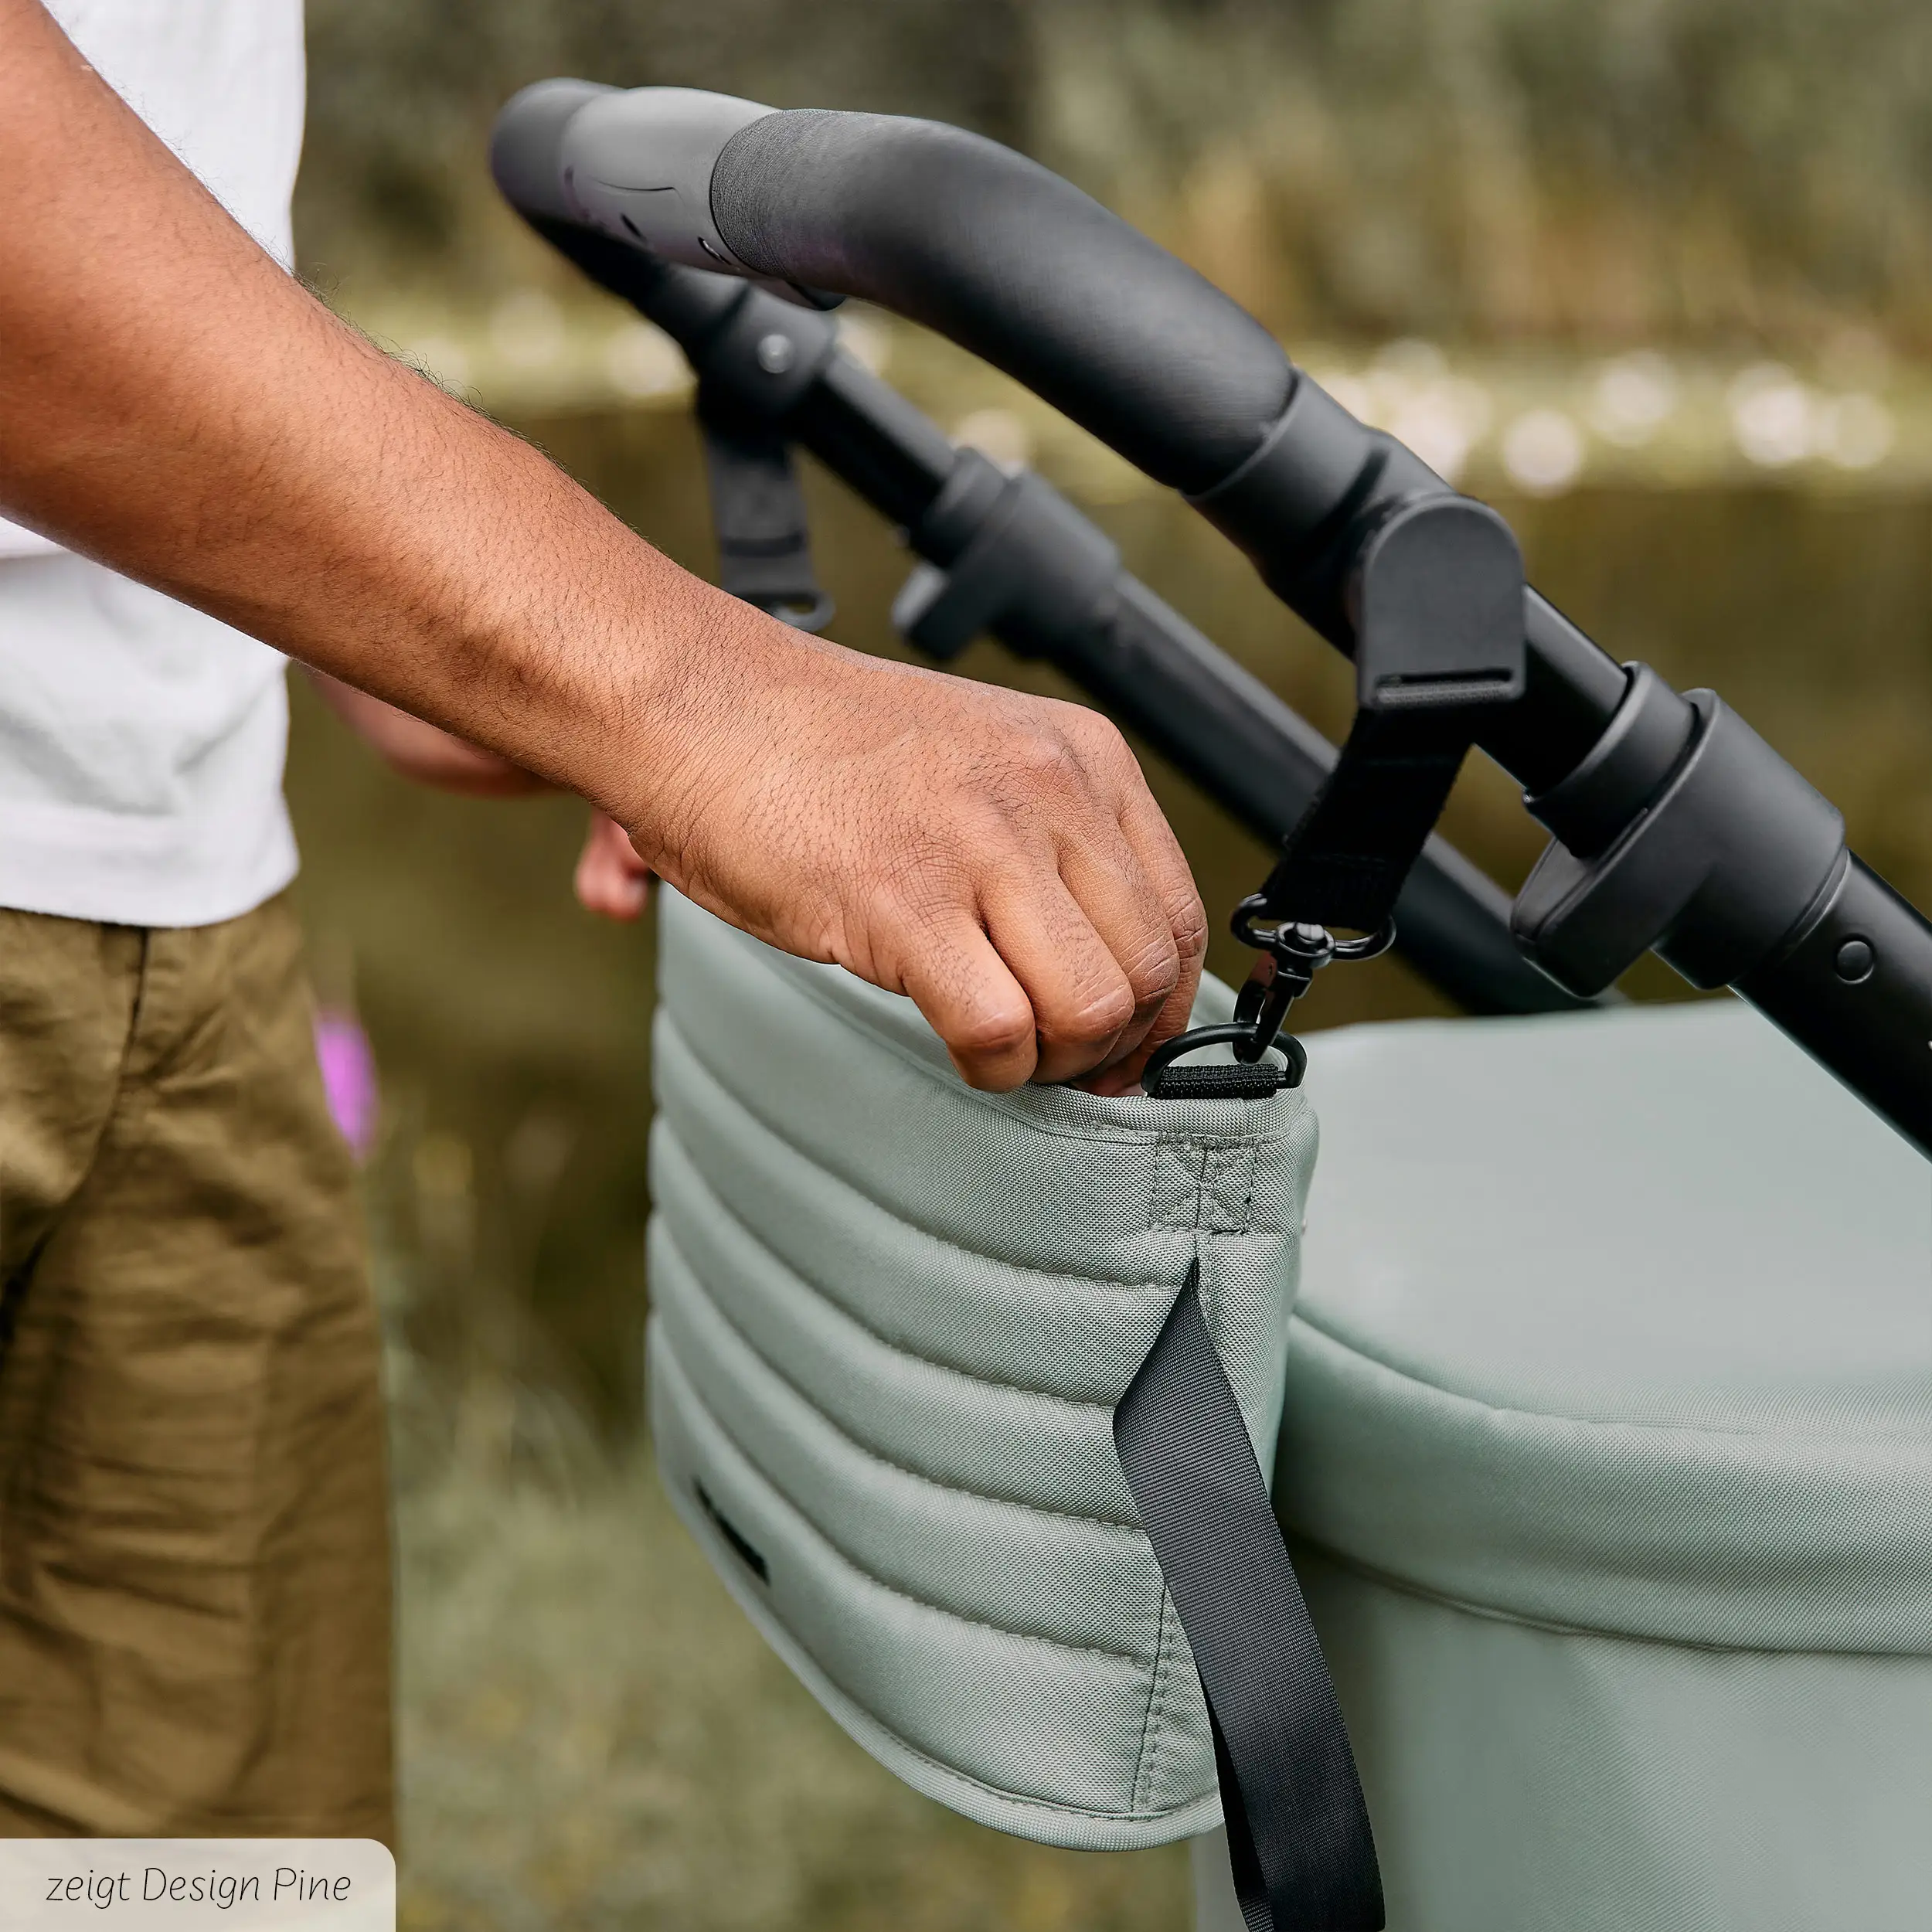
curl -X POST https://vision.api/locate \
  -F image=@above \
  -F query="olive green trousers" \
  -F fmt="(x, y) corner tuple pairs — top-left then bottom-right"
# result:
(0, 892), (393, 1841)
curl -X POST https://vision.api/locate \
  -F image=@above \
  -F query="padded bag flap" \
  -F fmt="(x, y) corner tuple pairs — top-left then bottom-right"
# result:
(648, 889), (1318, 1849)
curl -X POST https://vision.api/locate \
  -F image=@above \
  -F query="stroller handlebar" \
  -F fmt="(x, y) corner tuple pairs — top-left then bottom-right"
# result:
(493, 86), (1631, 774)
(491, 78), (611, 227)
(491, 83), (1932, 1158)
(495, 86), (1297, 498)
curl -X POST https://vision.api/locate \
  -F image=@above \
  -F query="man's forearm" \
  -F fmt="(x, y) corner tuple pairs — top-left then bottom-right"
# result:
(304, 672), (554, 798)
(0, 0), (1209, 1093)
(0, 0), (756, 824)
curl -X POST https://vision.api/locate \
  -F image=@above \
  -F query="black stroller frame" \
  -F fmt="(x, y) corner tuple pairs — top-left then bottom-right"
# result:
(491, 82), (1932, 1162)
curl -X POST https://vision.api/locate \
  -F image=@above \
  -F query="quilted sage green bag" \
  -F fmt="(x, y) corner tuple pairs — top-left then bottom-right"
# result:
(646, 886), (1316, 1848)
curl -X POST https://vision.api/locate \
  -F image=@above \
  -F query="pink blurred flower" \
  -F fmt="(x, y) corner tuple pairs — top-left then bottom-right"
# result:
(314, 1006), (380, 1158)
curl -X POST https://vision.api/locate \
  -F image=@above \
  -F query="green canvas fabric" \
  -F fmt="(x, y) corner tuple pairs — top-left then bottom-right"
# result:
(648, 889), (1317, 1849)
(1189, 998), (1932, 1931)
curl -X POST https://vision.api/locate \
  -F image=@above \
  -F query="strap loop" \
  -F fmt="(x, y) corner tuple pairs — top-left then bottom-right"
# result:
(698, 401), (834, 631)
(1141, 710), (1478, 1088)
(1141, 1026), (1305, 1100)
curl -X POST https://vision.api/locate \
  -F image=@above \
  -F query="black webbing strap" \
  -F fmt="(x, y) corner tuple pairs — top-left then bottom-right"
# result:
(697, 404), (834, 632)
(1142, 708), (1480, 1099)
(1247, 486), (1524, 940)
(1252, 708), (1475, 936)
(1115, 1264), (1383, 1932)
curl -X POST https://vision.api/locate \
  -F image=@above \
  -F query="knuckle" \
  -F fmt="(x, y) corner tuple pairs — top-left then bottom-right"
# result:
(1171, 896), (1210, 961)
(1124, 934), (1182, 1007)
(951, 1004), (1036, 1060)
(1042, 981), (1135, 1048)
(1080, 710), (1136, 768)
(1053, 697), (1118, 745)
(1009, 730), (1087, 794)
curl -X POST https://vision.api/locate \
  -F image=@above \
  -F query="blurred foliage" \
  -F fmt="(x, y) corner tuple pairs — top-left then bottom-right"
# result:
(297, 0), (1026, 299)
(1032, 0), (1932, 347)
(300, 0), (1932, 346)
(392, 1440), (1189, 1932)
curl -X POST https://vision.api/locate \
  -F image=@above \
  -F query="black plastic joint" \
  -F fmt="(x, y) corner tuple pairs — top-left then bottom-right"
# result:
(1512, 690), (1846, 996)
(906, 447), (1012, 566)
(1188, 371), (1497, 657)
(1351, 496), (1526, 711)
(893, 458), (1120, 660)
(688, 282), (840, 418)
(1188, 373), (1375, 554)
(1526, 662), (1695, 859)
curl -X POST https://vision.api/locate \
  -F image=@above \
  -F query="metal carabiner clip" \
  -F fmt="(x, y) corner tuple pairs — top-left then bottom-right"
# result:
(1140, 900), (1395, 1099)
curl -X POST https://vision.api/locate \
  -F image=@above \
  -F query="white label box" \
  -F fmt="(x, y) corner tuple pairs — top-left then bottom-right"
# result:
(0, 1842), (393, 1932)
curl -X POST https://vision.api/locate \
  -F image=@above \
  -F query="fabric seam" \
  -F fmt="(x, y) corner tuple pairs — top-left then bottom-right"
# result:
(1290, 1308), (1930, 1448)
(656, 1226), (1154, 1538)
(1287, 1536), (1932, 1660)
(659, 1391), (1215, 1828)
(655, 1174), (1141, 1429)
(1134, 1591), (1182, 1813)
(659, 1013), (1295, 1337)
(655, 1082), (1192, 1305)
(696, 1494), (1211, 1824)
(658, 1326), (1155, 1669)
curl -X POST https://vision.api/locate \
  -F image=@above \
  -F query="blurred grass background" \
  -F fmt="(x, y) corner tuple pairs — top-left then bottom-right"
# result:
(282, 5), (1932, 1926)
(298, 0), (1932, 349)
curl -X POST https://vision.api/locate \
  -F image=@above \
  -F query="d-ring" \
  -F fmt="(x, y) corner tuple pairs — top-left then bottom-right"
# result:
(1141, 1025), (1308, 1098)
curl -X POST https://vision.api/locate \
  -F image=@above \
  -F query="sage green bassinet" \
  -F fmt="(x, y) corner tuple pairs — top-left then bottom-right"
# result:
(1197, 998), (1932, 1932)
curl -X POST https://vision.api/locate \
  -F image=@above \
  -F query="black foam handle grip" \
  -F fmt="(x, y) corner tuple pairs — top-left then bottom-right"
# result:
(710, 111), (1294, 498)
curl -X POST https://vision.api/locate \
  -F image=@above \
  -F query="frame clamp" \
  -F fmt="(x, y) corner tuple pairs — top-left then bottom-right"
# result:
(1513, 665), (1847, 996)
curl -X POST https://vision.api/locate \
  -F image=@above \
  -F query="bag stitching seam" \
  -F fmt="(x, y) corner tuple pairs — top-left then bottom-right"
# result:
(657, 1077), (1213, 1303)
(1131, 1588), (1170, 1808)
(656, 1228), (1154, 1537)
(1289, 1311), (1929, 1446)
(656, 1163), (1150, 1427)
(659, 1325), (1158, 1669)
(1282, 1536), (1930, 1658)
(1134, 1591), (1182, 1812)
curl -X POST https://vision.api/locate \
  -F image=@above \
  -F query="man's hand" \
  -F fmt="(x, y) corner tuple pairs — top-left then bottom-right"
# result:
(577, 648), (1209, 1091)
(0, 0), (1204, 1092)
(637, 641), (1204, 1090)
(307, 672), (1202, 1090)
(577, 813), (654, 921)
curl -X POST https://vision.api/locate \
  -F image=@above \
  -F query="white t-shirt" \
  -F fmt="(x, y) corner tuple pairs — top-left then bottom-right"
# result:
(0, 0), (307, 926)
